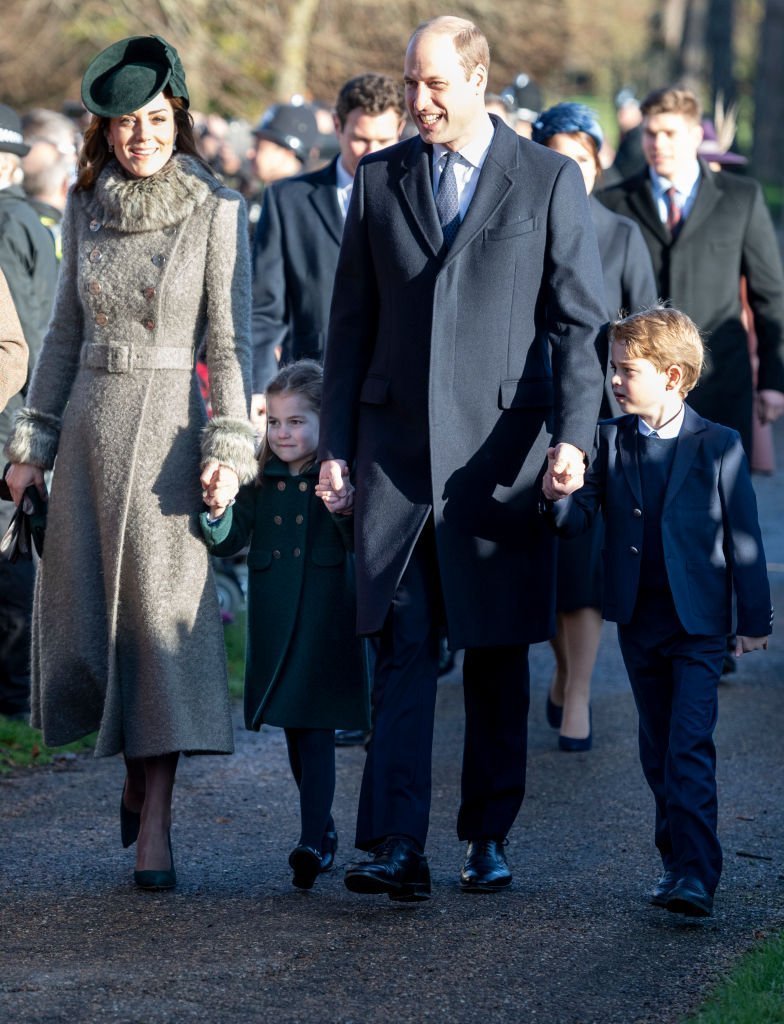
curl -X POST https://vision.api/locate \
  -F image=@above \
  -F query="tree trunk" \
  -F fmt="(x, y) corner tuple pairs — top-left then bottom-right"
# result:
(707, 0), (736, 108)
(275, 0), (322, 101)
(753, 0), (784, 208)
(679, 0), (710, 94)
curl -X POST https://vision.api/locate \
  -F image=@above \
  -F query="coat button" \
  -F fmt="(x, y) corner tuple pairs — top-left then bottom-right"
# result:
(143, 286), (156, 300)
(632, 508), (642, 518)
(295, 514), (303, 525)
(293, 547), (301, 558)
(89, 219), (101, 232)
(143, 318), (155, 330)
(95, 312), (108, 326)
(89, 248), (102, 263)
(272, 549), (281, 559)
(88, 280), (101, 295)
(298, 481), (308, 492)
(152, 253), (166, 267)
(630, 546), (640, 555)
(277, 481), (286, 491)
(273, 515), (283, 525)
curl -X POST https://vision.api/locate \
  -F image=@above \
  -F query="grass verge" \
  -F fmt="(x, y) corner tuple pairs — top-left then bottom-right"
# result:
(684, 930), (784, 1023)
(224, 610), (246, 700)
(0, 715), (95, 773)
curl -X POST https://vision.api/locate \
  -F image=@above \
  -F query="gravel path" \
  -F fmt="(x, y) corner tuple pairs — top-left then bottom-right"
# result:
(2, 434), (782, 1024)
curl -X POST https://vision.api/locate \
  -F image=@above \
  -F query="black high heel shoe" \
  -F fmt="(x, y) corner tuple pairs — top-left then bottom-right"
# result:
(134, 831), (176, 891)
(558, 707), (592, 752)
(120, 790), (141, 848)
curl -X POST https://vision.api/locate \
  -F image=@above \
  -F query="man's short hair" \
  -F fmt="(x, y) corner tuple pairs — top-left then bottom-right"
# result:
(410, 16), (491, 80)
(335, 74), (405, 129)
(609, 306), (705, 395)
(640, 87), (701, 124)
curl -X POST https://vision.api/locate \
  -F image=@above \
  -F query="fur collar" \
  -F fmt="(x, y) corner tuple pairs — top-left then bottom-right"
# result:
(86, 155), (215, 233)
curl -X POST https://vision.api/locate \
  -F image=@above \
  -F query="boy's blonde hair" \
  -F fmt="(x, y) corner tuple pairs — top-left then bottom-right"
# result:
(609, 307), (705, 395)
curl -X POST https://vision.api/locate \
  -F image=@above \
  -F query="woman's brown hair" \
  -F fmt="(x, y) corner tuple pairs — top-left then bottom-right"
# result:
(75, 89), (210, 190)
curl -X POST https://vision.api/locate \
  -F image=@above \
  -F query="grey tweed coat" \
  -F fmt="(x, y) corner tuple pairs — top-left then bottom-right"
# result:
(5, 155), (258, 758)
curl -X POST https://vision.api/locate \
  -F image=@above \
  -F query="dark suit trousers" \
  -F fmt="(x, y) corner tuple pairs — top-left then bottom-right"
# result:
(617, 592), (724, 894)
(355, 520), (530, 851)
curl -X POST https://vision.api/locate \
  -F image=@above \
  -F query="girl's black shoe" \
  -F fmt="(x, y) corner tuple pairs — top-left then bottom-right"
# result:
(289, 845), (322, 890)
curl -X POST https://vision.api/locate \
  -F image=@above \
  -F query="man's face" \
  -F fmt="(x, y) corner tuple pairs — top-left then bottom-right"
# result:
(403, 30), (486, 151)
(334, 107), (405, 177)
(642, 112), (703, 181)
(251, 138), (301, 184)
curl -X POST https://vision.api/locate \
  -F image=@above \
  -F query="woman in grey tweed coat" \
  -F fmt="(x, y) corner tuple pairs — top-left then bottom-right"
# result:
(4, 36), (257, 889)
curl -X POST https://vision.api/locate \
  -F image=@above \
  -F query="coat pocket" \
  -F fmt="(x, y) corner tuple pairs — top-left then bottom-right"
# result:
(311, 546), (345, 566)
(247, 549), (274, 571)
(485, 217), (538, 241)
(499, 378), (553, 409)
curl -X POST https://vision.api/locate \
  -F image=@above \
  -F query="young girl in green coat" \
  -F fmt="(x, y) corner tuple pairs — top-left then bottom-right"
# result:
(200, 360), (369, 890)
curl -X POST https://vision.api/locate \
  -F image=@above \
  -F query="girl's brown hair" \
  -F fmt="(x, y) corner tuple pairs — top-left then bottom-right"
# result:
(75, 89), (210, 190)
(257, 359), (323, 480)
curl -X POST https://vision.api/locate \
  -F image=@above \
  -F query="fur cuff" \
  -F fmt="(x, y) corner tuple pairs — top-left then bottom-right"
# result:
(4, 407), (62, 469)
(201, 416), (258, 484)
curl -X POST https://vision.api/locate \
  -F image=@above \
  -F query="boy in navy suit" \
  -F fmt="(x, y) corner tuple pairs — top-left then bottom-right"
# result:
(543, 307), (772, 917)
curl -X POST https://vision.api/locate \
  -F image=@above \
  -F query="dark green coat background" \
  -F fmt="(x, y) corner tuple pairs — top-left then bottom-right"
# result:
(201, 457), (369, 732)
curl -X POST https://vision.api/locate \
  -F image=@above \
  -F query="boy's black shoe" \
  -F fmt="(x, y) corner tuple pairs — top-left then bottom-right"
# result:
(665, 876), (713, 917)
(459, 839), (512, 892)
(649, 869), (678, 907)
(344, 837), (431, 901)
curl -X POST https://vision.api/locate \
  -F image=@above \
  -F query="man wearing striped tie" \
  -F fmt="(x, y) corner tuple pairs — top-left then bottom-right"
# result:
(598, 87), (784, 457)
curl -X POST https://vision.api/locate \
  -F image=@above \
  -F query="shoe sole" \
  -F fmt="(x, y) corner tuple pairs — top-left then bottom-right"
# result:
(650, 893), (671, 907)
(344, 872), (431, 901)
(459, 876), (512, 893)
(665, 897), (712, 917)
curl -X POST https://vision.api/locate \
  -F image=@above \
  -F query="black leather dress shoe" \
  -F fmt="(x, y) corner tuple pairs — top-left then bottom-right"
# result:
(289, 845), (322, 890)
(650, 869), (678, 907)
(460, 839), (512, 892)
(344, 837), (431, 901)
(665, 876), (714, 917)
(320, 830), (338, 872)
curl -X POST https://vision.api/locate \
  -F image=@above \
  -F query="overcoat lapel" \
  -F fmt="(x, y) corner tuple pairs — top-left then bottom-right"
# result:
(619, 420), (643, 505)
(307, 160), (343, 246)
(398, 138), (443, 258)
(443, 122), (515, 265)
(671, 160), (721, 247)
(663, 406), (705, 508)
(624, 172), (670, 246)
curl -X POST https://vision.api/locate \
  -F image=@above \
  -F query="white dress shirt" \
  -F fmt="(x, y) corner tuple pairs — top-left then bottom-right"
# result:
(638, 404), (685, 438)
(432, 116), (495, 220)
(335, 158), (354, 220)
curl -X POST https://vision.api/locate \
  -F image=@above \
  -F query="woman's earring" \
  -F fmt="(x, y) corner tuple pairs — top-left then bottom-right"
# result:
(173, 137), (178, 151)
(108, 143), (114, 153)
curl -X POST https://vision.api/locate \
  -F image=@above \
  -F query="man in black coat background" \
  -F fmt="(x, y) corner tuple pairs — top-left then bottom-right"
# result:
(250, 74), (406, 397)
(0, 104), (57, 718)
(598, 87), (784, 455)
(317, 16), (606, 899)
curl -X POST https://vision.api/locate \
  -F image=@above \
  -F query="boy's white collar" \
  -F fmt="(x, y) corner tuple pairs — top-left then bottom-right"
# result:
(638, 404), (685, 438)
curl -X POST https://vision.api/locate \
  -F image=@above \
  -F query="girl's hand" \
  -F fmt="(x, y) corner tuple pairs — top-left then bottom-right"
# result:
(316, 458), (354, 512)
(735, 635), (768, 656)
(5, 463), (48, 506)
(201, 461), (239, 508)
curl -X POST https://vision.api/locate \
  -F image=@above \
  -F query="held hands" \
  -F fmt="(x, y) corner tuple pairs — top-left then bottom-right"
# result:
(542, 443), (586, 500)
(5, 462), (48, 506)
(315, 458), (354, 515)
(201, 460), (239, 519)
(735, 635), (769, 656)
(757, 389), (784, 425)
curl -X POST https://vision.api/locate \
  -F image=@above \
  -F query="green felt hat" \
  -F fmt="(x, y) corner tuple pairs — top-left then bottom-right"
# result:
(81, 35), (189, 117)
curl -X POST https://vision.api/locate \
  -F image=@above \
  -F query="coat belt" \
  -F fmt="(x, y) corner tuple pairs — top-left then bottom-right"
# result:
(80, 343), (194, 373)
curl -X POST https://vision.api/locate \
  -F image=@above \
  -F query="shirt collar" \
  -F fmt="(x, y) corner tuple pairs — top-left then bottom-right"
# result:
(336, 157), (353, 191)
(433, 115), (495, 171)
(649, 160), (701, 198)
(638, 404), (685, 439)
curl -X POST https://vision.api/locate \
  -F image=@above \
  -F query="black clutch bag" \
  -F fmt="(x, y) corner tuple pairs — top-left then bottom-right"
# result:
(0, 468), (46, 561)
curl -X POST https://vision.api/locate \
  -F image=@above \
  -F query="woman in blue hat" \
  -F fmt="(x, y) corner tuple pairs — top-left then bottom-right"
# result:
(5, 36), (257, 890)
(533, 103), (657, 752)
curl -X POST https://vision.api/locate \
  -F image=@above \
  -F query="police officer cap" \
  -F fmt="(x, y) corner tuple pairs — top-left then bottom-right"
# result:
(0, 104), (30, 156)
(252, 103), (317, 163)
(81, 35), (189, 118)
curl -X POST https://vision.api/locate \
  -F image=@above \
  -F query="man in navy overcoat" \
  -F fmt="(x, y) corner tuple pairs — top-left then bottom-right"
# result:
(318, 15), (607, 899)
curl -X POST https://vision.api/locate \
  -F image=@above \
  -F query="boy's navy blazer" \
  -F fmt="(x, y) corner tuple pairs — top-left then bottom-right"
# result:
(548, 404), (773, 637)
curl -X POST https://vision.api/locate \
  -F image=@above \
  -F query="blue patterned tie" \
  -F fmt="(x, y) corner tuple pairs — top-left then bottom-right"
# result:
(435, 150), (461, 249)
